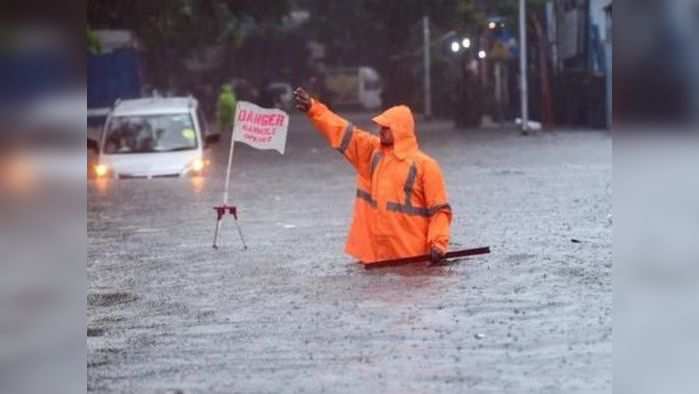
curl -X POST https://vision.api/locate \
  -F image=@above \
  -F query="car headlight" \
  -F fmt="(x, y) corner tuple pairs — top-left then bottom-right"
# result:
(190, 158), (205, 173)
(94, 164), (109, 178)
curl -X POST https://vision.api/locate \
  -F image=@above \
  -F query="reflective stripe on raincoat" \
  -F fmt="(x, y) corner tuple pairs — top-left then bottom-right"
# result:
(307, 99), (452, 262)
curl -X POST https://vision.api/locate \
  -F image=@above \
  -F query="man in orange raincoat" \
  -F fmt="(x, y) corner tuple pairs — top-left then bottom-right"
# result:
(294, 87), (452, 264)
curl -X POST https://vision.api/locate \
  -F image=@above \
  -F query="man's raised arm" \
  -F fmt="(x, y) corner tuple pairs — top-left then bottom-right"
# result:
(294, 87), (379, 179)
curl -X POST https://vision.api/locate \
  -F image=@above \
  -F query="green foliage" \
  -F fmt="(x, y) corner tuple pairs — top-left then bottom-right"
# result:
(87, 27), (102, 54)
(217, 84), (237, 131)
(87, 0), (290, 89)
(87, 0), (289, 46)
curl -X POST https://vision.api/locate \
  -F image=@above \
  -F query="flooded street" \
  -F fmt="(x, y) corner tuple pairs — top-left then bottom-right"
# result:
(88, 114), (611, 393)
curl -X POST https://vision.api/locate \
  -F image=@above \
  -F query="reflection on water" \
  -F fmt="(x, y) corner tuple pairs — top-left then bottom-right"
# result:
(190, 176), (205, 193)
(93, 178), (111, 195)
(90, 175), (207, 195)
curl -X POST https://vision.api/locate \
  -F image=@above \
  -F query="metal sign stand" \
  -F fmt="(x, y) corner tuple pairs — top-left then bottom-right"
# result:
(212, 124), (248, 250)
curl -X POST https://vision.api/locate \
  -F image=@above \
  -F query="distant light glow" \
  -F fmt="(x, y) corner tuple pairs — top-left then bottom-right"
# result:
(450, 41), (460, 53)
(478, 50), (487, 59)
(462, 38), (471, 49)
(489, 22), (497, 29)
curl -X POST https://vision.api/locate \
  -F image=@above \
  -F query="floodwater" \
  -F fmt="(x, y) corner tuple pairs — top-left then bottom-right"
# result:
(88, 113), (611, 393)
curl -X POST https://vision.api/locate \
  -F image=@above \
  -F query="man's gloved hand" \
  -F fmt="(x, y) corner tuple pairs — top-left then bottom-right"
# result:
(430, 247), (445, 265)
(294, 87), (312, 113)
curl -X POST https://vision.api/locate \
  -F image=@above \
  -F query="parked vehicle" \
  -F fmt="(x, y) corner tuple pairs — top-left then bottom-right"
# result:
(324, 66), (383, 110)
(87, 97), (219, 179)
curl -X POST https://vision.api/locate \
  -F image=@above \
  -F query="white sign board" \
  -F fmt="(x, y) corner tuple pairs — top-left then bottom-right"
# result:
(232, 101), (289, 155)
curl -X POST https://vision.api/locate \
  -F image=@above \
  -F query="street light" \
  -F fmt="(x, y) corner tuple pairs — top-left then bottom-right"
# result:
(488, 21), (497, 29)
(478, 50), (487, 59)
(462, 38), (471, 49)
(450, 41), (460, 53)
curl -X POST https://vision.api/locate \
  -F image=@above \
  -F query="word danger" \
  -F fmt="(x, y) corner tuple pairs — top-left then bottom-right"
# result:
(237, 110), (286, 127)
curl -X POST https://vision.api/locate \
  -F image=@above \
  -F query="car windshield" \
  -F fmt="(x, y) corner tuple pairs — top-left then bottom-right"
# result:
(103, 113), (198, 154)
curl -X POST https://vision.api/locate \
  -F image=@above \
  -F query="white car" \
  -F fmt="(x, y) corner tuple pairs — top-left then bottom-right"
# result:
(88, 97), (219, 179)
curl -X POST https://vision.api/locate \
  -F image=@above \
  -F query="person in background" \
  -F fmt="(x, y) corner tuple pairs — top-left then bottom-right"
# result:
(217, 84), (237, 133)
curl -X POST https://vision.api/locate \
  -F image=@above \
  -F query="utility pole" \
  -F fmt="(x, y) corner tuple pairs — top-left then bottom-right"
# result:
(423, 15), (432, 119)
(519, 0), (529, 133)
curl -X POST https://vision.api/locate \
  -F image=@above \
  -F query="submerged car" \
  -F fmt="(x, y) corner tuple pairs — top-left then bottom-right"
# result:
(88, 97), (219, 179)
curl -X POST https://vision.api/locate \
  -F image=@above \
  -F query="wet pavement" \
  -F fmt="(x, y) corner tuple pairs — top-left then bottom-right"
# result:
(88, 113), (611, 393)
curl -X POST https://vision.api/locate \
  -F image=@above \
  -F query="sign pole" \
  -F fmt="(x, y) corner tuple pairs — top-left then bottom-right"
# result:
(520, 0), (529, 134)
(222, 126), (237, 206)
(212, 135), (235, 249)
(423, 15), (432, 119)
(212, 105), (247, 250)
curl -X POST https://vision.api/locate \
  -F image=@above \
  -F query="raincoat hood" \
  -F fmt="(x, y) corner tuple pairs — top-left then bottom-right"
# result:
(372, 105), (418, 160)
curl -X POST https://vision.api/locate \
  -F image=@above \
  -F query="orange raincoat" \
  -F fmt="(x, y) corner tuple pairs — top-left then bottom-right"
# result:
(307, 99), (452, 262)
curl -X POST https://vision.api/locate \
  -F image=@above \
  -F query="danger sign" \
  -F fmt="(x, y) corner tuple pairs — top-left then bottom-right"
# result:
(232, 101), (289, 155)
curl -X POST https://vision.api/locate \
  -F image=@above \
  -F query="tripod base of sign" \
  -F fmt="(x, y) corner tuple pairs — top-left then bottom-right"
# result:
(212, 205), (248, 250)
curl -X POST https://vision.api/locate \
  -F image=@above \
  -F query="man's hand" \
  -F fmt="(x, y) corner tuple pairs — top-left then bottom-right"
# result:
(429, 247), (445, 266)
(294, 87), (312, 113)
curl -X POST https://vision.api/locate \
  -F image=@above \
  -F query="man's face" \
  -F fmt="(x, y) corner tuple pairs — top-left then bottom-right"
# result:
(379, 126), (394, 146)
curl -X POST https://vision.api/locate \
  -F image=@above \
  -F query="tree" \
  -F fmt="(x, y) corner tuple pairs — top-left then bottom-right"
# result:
(87, 0), (290, 91)
(295, 0), (481, 111)
(87, 27), (102, 54)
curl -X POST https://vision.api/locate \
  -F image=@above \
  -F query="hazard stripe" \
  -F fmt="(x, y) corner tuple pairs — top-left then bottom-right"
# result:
(386, 202), (429, 216)
(403, 163), (418, 206)
(386, 161), (451, 217)
(428, 203), (452, 216)
(337, 123), (354, 154)
(370, 151), (383, 176)
(356, 189), (377, 207)
(386, 202), (451, 217)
